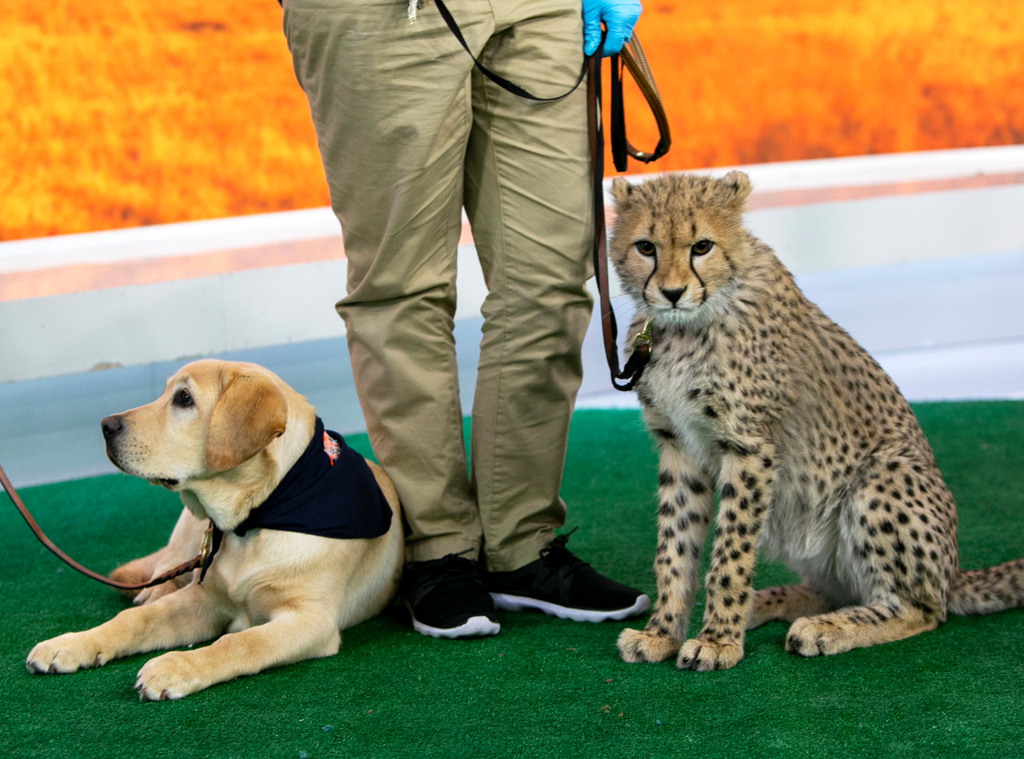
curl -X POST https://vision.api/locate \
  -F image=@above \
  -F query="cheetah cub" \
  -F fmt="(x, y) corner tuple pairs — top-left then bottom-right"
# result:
(612, 172), (1024, 671)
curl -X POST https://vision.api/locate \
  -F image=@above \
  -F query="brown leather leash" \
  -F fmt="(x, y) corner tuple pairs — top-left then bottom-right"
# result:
(589, 35), (670, 390)
(0, 461), (213, 591)
(432, 1), (671, 389)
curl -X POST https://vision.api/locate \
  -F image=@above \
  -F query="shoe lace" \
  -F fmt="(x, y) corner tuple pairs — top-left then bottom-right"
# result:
(407, 550), (485, 596)
(538, 528), (590, 579)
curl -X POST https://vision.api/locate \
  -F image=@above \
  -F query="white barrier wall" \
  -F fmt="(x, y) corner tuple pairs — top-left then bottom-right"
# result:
(3, 146), (1024, 385)
(2, 148), (1024, 486)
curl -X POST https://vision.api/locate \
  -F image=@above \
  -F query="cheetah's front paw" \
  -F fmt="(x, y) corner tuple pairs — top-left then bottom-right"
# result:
(135, 651), (207, 701)
(785, 618), (851, 657)
(617, 628), (680, 663)
(27, 633), (107, 674)
(677, 637), (744, 671)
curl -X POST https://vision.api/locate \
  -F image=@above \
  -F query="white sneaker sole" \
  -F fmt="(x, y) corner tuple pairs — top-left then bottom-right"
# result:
(405, 600), (501, 639)
(490, 592), (651, 622)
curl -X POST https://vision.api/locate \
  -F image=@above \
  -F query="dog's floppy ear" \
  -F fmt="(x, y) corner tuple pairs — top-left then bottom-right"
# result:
(205, 370), (288, 473)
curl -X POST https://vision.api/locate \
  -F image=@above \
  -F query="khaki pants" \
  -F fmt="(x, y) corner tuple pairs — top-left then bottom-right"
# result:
(283, 0), (593, 571)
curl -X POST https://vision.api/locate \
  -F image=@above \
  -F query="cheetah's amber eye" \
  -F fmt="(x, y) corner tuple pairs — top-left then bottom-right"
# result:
(635, 240), (656, 257)
(691, 239), (713, 256)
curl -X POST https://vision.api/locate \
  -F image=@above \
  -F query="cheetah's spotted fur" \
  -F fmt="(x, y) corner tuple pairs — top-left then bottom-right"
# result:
(610, 172), (1024, 671)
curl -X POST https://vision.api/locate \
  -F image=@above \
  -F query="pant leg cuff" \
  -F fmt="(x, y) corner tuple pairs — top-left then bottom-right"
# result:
(405, 539), (482, 565)
(483, 528), (557, 572)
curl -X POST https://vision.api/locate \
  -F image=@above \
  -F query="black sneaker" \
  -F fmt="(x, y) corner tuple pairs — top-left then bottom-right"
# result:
(482, 531), (650, 622)
(401, 554), (501, 639)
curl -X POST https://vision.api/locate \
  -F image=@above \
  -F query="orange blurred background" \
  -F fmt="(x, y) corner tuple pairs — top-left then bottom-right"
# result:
(1, 0), (1022, 242)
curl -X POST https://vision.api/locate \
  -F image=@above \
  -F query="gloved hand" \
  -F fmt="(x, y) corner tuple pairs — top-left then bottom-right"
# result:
(583, 0), (642, 57)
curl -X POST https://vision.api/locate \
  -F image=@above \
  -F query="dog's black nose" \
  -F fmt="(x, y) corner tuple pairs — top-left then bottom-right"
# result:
(661, 287), (685, 305)
(101, 415), (124, 441)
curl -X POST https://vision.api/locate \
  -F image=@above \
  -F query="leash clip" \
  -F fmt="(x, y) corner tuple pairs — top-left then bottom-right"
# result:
(632, 318), (653, 355)
(199, 524), (214, 565)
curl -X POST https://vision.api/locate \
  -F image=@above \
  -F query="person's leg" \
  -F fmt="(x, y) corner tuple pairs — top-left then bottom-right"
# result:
(463, 0), (593, 573)
(462, 0), (648, 620)
(284, 0), (487, 562)
(282, 0), (501, 637)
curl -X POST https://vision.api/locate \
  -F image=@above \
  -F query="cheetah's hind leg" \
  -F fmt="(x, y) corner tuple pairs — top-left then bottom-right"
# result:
(785, 602), (937, 657)
(784, 452), (951, 657)
(746, 584), (832, 630)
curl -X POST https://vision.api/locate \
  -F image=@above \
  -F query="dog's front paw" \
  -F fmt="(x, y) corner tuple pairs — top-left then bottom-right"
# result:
(617, 628), (680, 663)
(676, 637), (743, 671)
(27, 633), (106, 674)
(136, 651), (206, 701)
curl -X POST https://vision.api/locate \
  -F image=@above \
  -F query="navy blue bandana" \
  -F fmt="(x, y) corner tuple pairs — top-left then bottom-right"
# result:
(200, 418), (392, 581)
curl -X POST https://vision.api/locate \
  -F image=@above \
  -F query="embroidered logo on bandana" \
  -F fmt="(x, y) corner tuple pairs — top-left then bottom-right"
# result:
(323, 431), (341, 465)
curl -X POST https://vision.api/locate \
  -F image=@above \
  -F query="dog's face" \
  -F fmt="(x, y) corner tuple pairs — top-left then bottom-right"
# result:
(102, 360), (288, 490)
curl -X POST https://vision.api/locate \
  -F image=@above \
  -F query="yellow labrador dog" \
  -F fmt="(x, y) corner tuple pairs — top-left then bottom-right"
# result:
(27, 360), (403, 700)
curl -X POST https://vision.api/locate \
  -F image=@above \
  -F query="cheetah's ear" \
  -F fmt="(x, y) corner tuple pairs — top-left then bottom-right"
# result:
(721, 171), (752, 210)
(610, 177), (634, 209)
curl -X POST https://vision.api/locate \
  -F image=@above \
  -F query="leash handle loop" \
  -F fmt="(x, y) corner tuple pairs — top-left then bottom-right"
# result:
(431, 0), (671, 164)
(616, 37), (671, 165)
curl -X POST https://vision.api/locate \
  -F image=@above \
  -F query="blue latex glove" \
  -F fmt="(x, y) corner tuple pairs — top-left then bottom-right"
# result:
(583, 0), (642, 57)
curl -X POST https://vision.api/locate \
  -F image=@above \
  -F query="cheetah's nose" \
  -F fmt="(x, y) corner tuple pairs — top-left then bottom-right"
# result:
(661, 287), (685, 305)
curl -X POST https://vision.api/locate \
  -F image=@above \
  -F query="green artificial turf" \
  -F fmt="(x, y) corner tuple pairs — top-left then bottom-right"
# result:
(2, 403), (1023, 758)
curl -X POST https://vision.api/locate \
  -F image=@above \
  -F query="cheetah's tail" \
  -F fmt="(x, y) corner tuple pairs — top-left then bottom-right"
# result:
(948, 559), (1024, 616)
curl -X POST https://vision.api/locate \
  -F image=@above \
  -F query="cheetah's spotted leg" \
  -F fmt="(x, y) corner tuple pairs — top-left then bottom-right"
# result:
(618, 431), (713, 663)
(785, 602), (937, 657)
(784, 452), (949, 657)
(678, 441), (775, 672)
(746, 584), (832, 630)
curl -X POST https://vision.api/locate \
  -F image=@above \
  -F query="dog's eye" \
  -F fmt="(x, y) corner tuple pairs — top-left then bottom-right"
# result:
(172, 388), (194, 408)
(635, 240), (656, 257)
(691, 239), (713, 256)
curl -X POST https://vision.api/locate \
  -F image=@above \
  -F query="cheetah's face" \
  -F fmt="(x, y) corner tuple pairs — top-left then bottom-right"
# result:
(609, 172), (752, 326)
